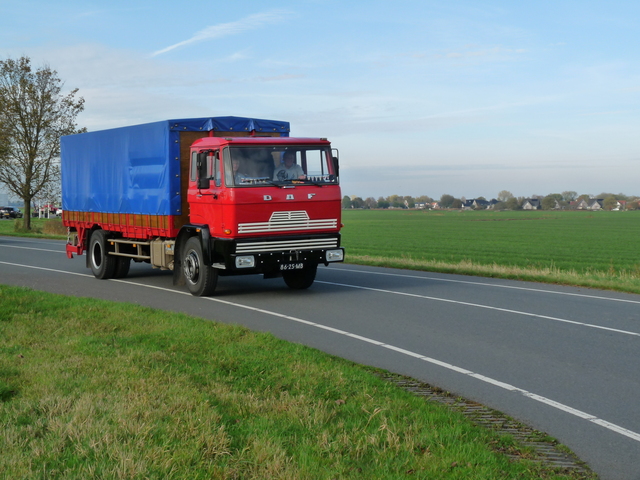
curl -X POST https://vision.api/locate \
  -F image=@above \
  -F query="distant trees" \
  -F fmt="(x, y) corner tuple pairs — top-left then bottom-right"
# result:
(415, 195), (433, 205)
(351, 197), (364, 209)
(376, 197), (390, 209)
(541, 196), (558, 210)
(341, 191), (639, 211)
(505, 197), (520, 210)
(603, 196), (619, 211)
(541, 193), (563, 210)
(439, 194), (455, 209)
(364, 197), (377, 209)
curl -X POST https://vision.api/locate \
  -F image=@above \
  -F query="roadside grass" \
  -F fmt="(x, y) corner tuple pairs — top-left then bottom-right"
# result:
(0, 285), (586, 479)
(0, 217), (66, 239)
(342, 209), (640, 294)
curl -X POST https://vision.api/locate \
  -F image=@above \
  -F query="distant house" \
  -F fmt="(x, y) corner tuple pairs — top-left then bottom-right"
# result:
(522, 198), (541, 210)
(613, 200), (626, 211)
(461, 199), (474, 210)
(575, 199), (589, 210)
(472, 198), (490, 209)
(460, 198), (496, 210)
(588, 199), (604, 210)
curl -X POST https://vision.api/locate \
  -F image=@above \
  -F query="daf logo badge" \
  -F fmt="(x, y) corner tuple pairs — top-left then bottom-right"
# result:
(264, 193), (317, 201)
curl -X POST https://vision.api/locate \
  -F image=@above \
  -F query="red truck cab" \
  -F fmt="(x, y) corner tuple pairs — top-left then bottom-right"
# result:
(180, 136), (344, 294)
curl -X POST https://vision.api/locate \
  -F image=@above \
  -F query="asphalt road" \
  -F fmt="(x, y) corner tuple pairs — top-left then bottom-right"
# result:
(1, 235), (639, 480)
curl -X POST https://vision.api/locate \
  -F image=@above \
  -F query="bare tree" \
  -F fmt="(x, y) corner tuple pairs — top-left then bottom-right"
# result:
(0, 56), (85, 229)
(497, 190), (514, 202)
(364, 197), (377, 209)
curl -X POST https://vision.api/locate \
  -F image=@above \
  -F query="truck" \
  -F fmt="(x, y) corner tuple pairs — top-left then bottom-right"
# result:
(61, 116), (344, 296)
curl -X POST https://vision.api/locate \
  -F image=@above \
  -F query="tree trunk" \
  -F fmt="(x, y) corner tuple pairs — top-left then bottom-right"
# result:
(22, 197), (32, 230)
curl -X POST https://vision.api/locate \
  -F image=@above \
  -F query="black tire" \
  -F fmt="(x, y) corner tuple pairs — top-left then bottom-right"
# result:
(89, 230), (116, 279)
(282, 264), (317, 290)
(113, 257), (131, 279)
(183, 236), (217, 296)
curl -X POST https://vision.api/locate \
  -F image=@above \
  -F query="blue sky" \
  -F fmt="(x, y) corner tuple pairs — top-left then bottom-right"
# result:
(2, 1), (639, 200)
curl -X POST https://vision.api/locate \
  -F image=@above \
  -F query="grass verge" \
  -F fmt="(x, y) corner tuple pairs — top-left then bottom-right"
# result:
(0, 285), (590, 479)
(346, 254), (640, 295)
(0, 218), (66, 239)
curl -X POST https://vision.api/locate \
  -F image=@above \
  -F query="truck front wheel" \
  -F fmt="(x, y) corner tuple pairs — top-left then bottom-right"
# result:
(183, 236), (217, 296)
(89, 230), (116, 279)
(282, 264), (317, 290)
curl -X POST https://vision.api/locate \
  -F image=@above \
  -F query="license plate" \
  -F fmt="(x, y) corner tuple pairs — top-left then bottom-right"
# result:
(280, 262), (304, 271)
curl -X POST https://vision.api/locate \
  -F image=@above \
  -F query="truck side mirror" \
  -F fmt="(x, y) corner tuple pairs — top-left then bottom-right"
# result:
(332, 156), (339, 177)
(196, 152), (210, 189)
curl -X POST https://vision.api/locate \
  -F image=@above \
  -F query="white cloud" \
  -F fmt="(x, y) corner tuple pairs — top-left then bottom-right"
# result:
(151, 10), (294, 57)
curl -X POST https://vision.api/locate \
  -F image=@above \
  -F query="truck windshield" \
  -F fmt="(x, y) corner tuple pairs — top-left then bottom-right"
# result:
(225, 146), (337, 187)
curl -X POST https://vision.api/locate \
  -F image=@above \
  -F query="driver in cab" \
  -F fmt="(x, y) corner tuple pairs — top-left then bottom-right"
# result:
(274, 151), (306, 181)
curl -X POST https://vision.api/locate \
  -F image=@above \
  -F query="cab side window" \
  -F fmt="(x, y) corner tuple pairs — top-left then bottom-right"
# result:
(214, 150), (221, 186)
(190, 152), (197, 182)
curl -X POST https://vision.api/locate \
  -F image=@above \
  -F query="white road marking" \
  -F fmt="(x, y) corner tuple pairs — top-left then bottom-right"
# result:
(0, 261), (91, 277)
(337, 266), (640, 305)
(1, 259), (640, 443)
(317, 280), (640, 338)
(0, 245), (62, 254)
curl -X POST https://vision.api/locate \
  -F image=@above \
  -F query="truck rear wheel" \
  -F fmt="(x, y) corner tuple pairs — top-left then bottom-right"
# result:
(89, 230), (116, 279)
(113, 257), (131, 278)
(282, 264), (317, 290)
(183, 236), (217, 296)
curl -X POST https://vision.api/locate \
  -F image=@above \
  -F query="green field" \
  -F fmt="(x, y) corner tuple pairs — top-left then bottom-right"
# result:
(342, 209), (640, 293)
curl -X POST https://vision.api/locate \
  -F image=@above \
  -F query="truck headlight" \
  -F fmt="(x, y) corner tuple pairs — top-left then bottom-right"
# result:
(235, 256), (255, 268)
(326, 249), (344, 262)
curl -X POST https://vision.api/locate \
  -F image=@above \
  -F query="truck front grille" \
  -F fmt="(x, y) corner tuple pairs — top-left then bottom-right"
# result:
(238, 210), (337, 234)
(235, 237), (339, 254)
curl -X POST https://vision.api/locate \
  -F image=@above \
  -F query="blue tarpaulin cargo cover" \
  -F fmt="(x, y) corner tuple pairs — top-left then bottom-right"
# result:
(61, 117), (290, 216)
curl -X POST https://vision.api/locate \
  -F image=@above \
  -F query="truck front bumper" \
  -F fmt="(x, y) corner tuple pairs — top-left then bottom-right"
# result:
(210, 233), (344, 274)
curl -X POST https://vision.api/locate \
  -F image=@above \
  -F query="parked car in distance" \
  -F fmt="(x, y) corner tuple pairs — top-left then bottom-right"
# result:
(1, 206), (22, 219)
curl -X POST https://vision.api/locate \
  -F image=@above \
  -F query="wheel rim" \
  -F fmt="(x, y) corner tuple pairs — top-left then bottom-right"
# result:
(184, 250), (200, 284)
(91, 241), (102, 269)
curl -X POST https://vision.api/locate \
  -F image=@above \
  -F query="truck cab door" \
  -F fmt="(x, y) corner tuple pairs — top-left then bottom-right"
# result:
(188, 150), (223, 228)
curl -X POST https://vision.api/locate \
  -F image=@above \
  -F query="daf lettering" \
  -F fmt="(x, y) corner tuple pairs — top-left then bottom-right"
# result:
(263, 195), (272, 201)
(286, 194), (295, 200)
(308, 193), (316, 199)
